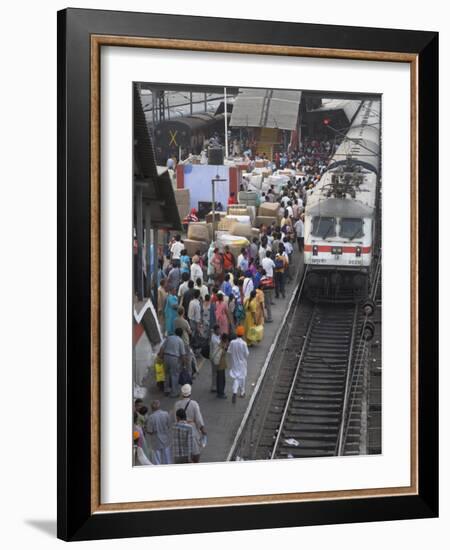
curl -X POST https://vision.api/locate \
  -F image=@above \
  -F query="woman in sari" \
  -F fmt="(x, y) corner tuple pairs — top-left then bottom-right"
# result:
(210, 248), (224, 286)
(215, 292), (230, 335)
(228, 293), (236, 334)
(254, 287), (266, 327)
(244, 290), (259, 346)
(164, 287), (179, 336)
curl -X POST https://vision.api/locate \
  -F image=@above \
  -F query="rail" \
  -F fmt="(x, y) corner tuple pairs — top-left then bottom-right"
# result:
(229, 257), (380, 461)
(335, 305), (359, 456)
(270, 306), (316, 459)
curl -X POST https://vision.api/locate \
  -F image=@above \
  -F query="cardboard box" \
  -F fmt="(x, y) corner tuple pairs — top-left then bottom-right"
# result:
(218, 217), (236, 231)
(251, 227), (261, 239)
(205, 211), (226, 224)
(254, 216), (278, 228)
(238, 191), (258, 207)
(230, 222), (253, 239)
(231, 204), (256, 222)
(206, 222), (213, 241)
(187, 222), (210, 242)
(227, 206), (248, 217)
(215, 230), (230, 240)
(258, 202), (280, 218)
(217, 235), (250, 255)
(182, 239), (209, 257)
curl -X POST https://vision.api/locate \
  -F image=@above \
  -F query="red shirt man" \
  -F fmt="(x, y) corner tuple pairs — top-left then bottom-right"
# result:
(223, 246), (235, 272)
(228, 192), (237, 205)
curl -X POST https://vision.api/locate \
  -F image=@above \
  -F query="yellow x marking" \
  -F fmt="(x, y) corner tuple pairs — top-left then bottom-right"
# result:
(169, 129), (178, 146)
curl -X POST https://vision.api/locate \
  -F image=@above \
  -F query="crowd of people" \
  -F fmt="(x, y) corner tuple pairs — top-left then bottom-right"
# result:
(133, 140), (334, 466)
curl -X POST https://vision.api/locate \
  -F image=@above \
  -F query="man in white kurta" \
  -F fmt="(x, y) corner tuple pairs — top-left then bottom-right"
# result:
(227, 327), (250, 402)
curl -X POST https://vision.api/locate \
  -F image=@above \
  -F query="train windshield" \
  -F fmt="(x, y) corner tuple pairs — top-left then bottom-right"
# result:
(311, 217), (336, 239)
(340, 218), (364, 239)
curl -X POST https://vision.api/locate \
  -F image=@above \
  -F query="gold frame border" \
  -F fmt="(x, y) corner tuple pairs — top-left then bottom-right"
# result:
(90, 35), (419, 514)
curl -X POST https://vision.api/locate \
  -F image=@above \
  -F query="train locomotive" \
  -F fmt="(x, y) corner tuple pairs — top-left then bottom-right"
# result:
(153, 112), (229, 164)
(303, 99), (381, 302)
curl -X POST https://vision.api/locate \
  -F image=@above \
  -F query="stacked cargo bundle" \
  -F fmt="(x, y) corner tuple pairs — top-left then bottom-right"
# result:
(230, 221), (253, 240)
(174, 188), (191, 220)
(238, 190), (258, 207)
(205, 211), (226, 224)
(259, 201), (281, 221)
(226, 206), (248, 217)
(254, 216), (278, 228)
(187, 222), (210, 243)
(267, 174), (290, 193)
(217, 217), (237, 232)
(249, 174), (263, 189)
(227, 204), (256, 223)
(251, 227), (261, 239)
(252, 202), (281, 229)
(216, 233), (250, 256)
(183, 220), (212, 257)
(182, 239), (209, 257)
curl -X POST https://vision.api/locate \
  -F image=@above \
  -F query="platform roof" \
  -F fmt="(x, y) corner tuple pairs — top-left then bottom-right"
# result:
(309, 99), (361, 125)
(134, 84), (181, 231)
(230, 88), (301, 130)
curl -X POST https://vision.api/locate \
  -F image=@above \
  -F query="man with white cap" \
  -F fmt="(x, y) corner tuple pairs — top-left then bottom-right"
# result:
(174, 384), (207, 463)
(227, 325), (250, 403)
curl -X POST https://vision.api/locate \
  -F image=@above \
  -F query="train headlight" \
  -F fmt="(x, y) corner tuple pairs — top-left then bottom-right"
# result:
(355, 246), (362, 257)
(331, 246), (342, 255)
(312, 245), (319, 256)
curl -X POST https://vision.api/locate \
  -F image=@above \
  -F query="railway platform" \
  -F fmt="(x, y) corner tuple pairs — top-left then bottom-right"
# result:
(136, 251), (305, 463)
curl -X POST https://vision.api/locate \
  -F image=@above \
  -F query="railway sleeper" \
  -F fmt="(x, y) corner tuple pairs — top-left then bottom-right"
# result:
(304, 342), (351, 350)
(276, 449), (335, 458)
(345, 434), (362, 442)
(289, 402), (342, 411)
(283, 424), (339, 435)
(282, 432), (339, 442)
(278, 439), (337, 450)
(285, 414), (340, 424)
(301, 374), (346, 381)
(296, 382), (346, 390)
(286, 422), (338, 433)
(300, 366), (347, 374)
(304, 350), (350, 358)
(293, 393), (344, 402)
(294, 387), (343, 395)
(300, 368), (346, 376)
(311, 329), (352, 336)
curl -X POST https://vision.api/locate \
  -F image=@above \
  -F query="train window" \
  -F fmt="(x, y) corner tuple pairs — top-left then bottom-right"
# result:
(340, 218), (364, 239)
(311, 217), (336, 238)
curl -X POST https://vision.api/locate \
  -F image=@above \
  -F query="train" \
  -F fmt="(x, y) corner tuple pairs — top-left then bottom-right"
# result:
(153, 112), (229, 164)
(303, 99), (381, 302)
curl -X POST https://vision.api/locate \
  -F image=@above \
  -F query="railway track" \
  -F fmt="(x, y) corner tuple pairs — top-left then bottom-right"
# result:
(272, 304), (358, 458)
(229, 269), (377, 461)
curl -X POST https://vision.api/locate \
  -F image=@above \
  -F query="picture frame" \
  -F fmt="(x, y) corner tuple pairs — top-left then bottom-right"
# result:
(57, 8), (438, 541)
